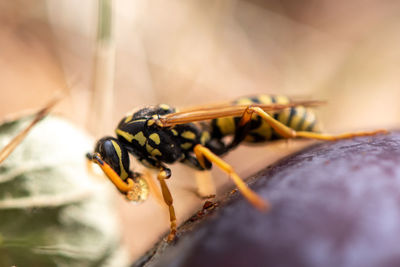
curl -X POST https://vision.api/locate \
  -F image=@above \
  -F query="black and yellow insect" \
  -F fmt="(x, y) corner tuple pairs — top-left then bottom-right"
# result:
(86, 94), (386, 241)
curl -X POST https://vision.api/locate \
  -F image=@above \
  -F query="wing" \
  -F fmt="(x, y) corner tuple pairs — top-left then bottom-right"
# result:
(158, 100), (325, 127)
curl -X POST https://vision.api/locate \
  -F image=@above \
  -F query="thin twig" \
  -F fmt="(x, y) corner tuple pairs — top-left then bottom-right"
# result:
(87, 0), (115, 135)
(0, 94), (62, 164)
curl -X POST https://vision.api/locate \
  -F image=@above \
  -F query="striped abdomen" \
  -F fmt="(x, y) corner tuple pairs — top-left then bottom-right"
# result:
(210, 95), (321, 143)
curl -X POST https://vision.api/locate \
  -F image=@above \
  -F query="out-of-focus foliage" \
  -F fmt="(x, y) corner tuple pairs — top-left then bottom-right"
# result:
(0, 116), (129, 267)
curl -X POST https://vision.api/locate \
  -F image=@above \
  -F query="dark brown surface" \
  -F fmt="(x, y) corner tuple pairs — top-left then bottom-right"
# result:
(136, 132), (400, 267)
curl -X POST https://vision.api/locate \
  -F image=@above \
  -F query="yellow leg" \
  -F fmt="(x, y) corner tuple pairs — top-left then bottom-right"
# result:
(240, 107), (388, 141)
(157, 169), (177, 242)
(195, 170), (216, 199)
(193, 144), (269, 211)
(142, 170), (165, 206)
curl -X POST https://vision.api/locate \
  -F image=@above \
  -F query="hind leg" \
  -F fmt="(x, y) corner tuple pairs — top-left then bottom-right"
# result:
(235, 106), (387, 141)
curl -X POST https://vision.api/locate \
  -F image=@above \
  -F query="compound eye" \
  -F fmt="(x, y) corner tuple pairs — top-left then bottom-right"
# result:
(94, 137), (130, 180)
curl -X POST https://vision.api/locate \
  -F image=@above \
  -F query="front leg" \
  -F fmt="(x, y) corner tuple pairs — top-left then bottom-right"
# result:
(156, 167), (178, 242)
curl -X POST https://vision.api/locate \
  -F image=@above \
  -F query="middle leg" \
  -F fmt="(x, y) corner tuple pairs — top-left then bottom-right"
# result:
(193, 144), (269, 211)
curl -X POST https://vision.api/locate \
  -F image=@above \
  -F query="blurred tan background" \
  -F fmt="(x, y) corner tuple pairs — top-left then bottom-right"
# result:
(1, 0), (400, 261)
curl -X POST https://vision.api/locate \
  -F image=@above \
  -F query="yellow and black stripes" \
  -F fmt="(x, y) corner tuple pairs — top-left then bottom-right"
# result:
(87, 94), (387, 243)
(93, 136), (131, 181)
(211, 94), (320, 143)
(100, 96), (322, 173)
(115, 104), (210, 169)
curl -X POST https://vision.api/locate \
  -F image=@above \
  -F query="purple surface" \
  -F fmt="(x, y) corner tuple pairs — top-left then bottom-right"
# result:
(144, 132), (400, 267)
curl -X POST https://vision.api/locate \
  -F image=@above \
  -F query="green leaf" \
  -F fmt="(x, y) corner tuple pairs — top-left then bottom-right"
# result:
(0, 116), (129, 267)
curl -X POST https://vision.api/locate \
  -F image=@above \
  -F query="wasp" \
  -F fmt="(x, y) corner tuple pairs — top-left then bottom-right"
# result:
(86, 94), (386, 241)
